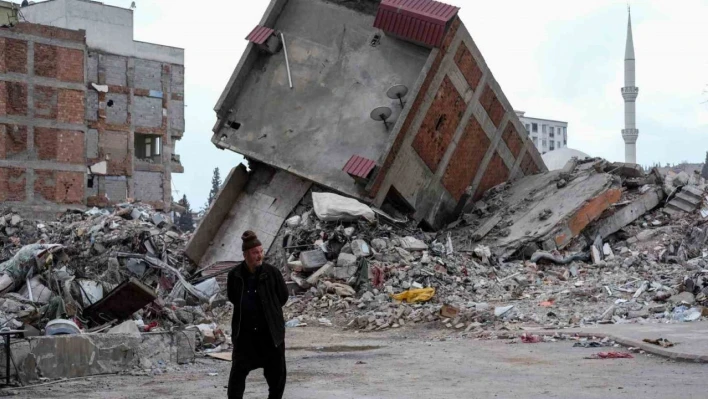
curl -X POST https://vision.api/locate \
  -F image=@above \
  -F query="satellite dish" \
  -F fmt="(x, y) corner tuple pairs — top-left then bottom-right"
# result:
(370, 106), (393, 130)
(386, 84), (409, 107)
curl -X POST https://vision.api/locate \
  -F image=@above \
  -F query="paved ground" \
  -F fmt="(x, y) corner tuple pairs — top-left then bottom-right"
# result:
(9, 325), (708, 399)
(538, 322), (708, 361)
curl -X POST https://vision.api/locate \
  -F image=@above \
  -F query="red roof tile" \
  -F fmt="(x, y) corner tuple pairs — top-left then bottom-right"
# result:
(343, 155), (377, 179)
(374, 0), (459, 48)
(246, 25), (275, 45)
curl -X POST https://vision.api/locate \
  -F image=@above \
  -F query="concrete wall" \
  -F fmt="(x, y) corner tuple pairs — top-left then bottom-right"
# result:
(368, 18), (547, 229)
(0, 22), (88, 212)
(22, 0), (184, 65)
(85, 48), (185, 209)
(3, 331), (195, 383)
(212, 0), (430, 200)
(186, 163), (312, 267)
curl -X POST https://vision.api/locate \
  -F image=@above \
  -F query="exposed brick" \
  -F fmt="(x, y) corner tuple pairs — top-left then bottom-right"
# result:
(171, 93), (184, 101)
(0, 167), (26, 202)
(502, 123), (523, 158)
(4, 38), (28, 74)
(520, 153), (540, 176)
(412, 76), (466, 172)
(34, 43), (58, 79)
(34, 170), (84, 204)
(369, 17), (461, 197)
(474, 152), (509, 200)
(99, 130), (131, 175)
(6, 82), (27, 116)
(34, 85), (58, 120)
(442, 116), (491, 200)
(454, 44), (482, 92)
(13, 23), (85, 43)
(479, 84), (505, 127)
(0, 81), (5, 115)
(555, 189), (623, 248)
(57, 47), (84, 83)
(0, 124), (28, 159)
(34, 127), (85, 164)
(57, 89), (85, 124)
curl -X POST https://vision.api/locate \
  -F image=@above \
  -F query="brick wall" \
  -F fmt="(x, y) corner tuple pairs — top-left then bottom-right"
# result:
(0, 23), (88, 208)
(6, 82), (28, 116)
(370, 17), (545, 228)
(57, 89), (85, 124)
(34, 85), (58, 119)
(1, 38), (28, 74)
(412, 76), (466, 173)
(0, 167), (27, 201)
(34, 127), (85, 164)
(442, 117), (490, 200)
(0, 124), (28, 159)
(34, 170), (84, 204)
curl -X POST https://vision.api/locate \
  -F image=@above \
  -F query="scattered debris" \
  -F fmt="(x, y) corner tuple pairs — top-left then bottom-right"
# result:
(642, 338), (675, 348)
(585, 352), (634, 360)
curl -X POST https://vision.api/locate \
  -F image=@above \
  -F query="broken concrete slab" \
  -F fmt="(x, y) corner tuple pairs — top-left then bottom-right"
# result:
(472, 214), (502, 242)
(589, 187), (665, 241)
(607, 162), (644, 178)
(665, 185), (705, 217)
(186, 164), (312, 267)
(399, 236), (428, 251)
(306, 262), (333, 286)
(300, 250), (328, 272)
(108, 320), (140, 335)
(453, 162), (622, 258)
(9, 330), (195, 382)
(351, 239), (371, 258)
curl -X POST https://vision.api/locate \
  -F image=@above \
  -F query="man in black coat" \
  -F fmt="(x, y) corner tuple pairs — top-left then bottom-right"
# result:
(227, 230), (289, 399)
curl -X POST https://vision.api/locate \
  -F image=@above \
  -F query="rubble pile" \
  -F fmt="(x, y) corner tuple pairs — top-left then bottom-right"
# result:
(0, 203), (229, 354)
(275, 158), (708, 332)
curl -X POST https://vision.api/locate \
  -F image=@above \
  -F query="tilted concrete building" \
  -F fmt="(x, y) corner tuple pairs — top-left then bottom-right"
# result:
(189, 0), (546, 266)
(0, 0), (184, 214)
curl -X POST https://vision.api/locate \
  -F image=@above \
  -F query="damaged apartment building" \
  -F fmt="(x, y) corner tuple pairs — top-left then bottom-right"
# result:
(0, 0), (184, 215)
(187, 0), (546, 267)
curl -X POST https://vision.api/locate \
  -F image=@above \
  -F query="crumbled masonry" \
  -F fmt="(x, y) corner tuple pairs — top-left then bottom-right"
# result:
(0, 156), (706, 381)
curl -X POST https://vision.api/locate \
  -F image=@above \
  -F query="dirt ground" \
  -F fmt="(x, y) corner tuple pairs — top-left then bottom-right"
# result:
(8, 326), (708, 399)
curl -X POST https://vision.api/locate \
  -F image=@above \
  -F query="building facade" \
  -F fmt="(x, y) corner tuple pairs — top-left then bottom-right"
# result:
(0, 0), (185, 213)
(0, 22), (88, 209)
(515, 111), (568, 155)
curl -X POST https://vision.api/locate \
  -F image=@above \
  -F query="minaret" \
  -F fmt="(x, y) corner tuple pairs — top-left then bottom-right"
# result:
(621, 7), (639, 164)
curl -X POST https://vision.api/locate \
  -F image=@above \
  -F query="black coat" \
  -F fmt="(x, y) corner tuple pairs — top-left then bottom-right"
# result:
(227, 262), (289, 348)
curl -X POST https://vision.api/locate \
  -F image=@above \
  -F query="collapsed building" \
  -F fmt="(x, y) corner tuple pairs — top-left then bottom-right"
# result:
(0, 0), (184, 216)
(189, 0), (546, 267)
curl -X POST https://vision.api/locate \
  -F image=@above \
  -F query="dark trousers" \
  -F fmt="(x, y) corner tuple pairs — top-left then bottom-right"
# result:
(228, 342), (286, 399)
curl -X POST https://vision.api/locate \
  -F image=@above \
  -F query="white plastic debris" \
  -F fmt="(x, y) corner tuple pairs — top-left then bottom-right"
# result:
(285, 215), (302, 228)
(312, 192), (375, 222)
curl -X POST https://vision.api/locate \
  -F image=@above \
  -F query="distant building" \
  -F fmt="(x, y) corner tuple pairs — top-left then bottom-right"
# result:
(515, 111), (568, 155)
(0, 1), (19, 26)
(0, 0), (185, 214)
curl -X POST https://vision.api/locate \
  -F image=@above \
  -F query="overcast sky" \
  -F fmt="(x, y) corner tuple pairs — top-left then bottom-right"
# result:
(90, 0), (707, 209)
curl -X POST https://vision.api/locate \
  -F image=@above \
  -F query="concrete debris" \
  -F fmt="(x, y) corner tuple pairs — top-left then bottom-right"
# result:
(0, 200), (234, 376)
(259, 159), (708, 333)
